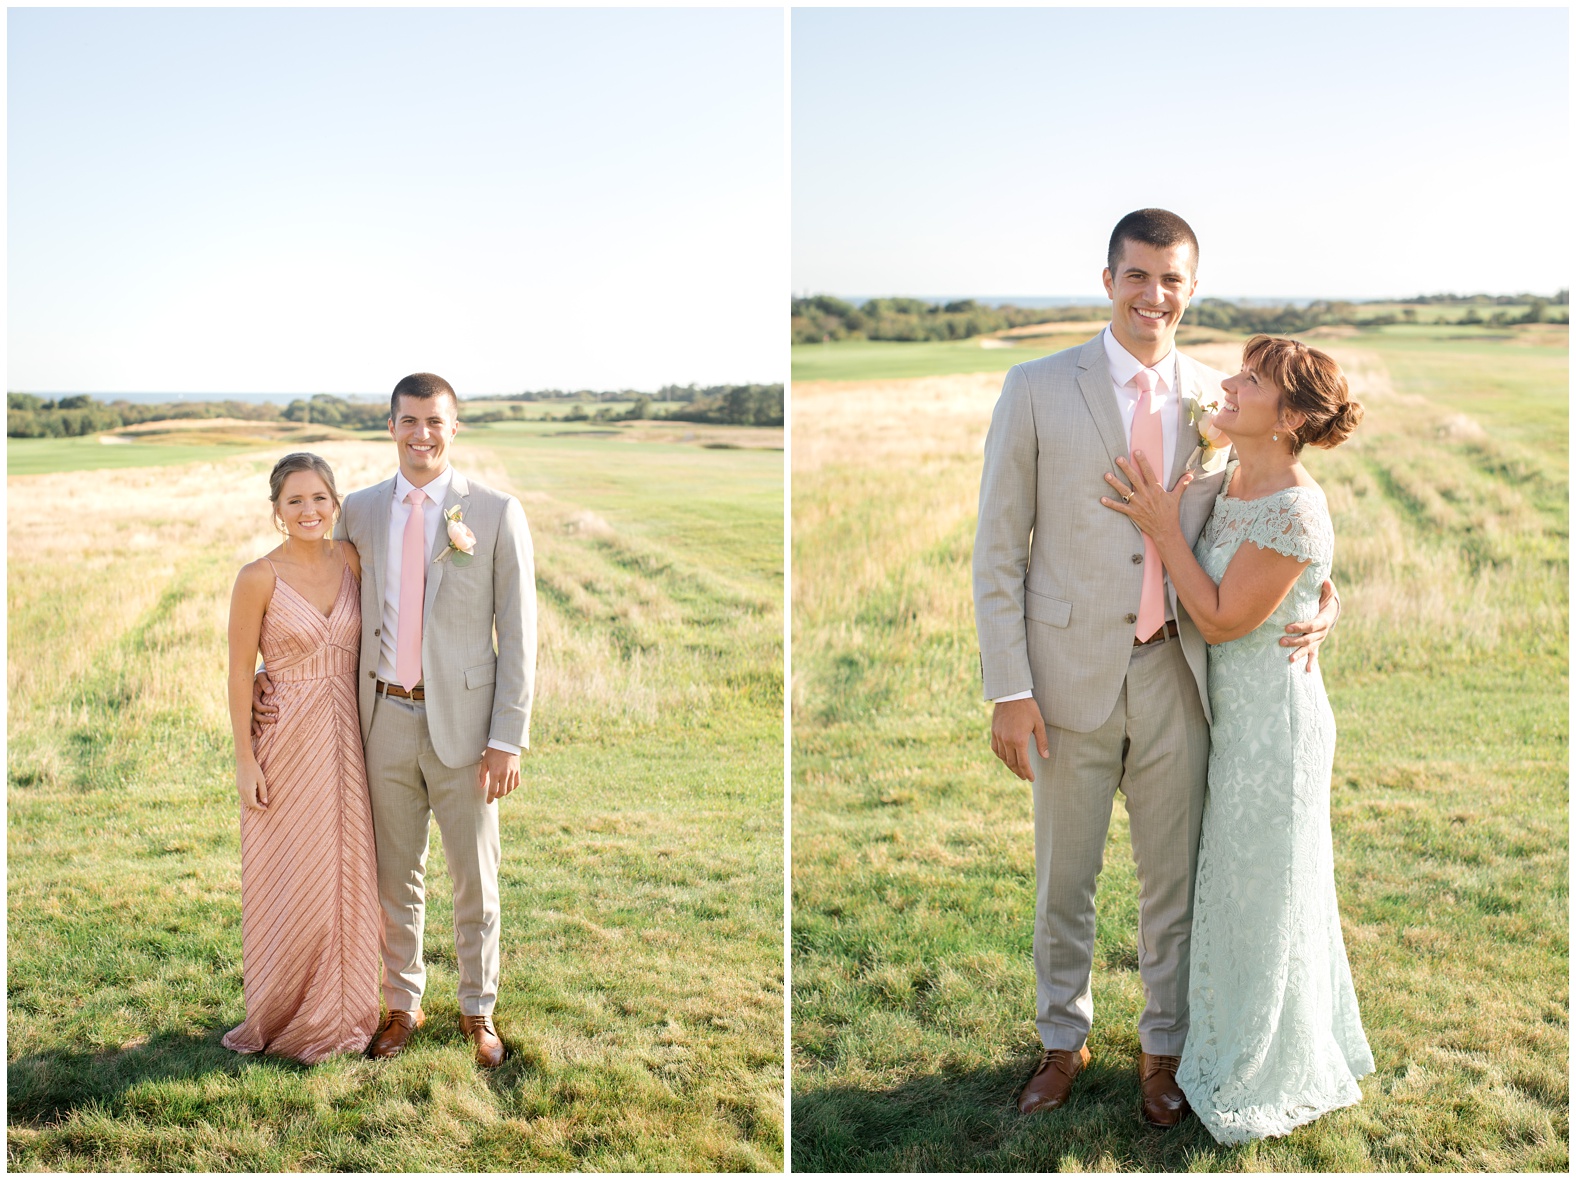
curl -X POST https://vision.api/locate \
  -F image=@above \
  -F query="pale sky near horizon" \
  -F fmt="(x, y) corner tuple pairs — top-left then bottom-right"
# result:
(793, 7), (1571, 301)
(9, 8), (785, 395)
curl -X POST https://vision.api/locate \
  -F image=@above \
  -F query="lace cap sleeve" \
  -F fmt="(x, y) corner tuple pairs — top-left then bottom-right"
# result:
(1243, 490), (1331, 565)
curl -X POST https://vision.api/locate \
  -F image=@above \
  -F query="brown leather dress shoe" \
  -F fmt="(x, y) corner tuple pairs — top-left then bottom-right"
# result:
(1139, 1052), (1189, 1128)
(368, 1008), (425, 1058)
(1017, 1045), (1091, 1114)
(461, 1014), (504, 1068)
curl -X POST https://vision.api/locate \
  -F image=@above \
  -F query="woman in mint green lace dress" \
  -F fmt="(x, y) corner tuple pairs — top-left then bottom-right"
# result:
(1102, 335), (1373, 1144)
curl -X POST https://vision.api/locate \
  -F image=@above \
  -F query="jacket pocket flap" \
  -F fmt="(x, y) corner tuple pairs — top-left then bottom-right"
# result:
(1024, 589), (1072, 628)
(465, 662), (497, 689)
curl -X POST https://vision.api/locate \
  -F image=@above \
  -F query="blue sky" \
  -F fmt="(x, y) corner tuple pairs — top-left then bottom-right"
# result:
(793, 7), (1570, 300)
(9, 8), (785, 394)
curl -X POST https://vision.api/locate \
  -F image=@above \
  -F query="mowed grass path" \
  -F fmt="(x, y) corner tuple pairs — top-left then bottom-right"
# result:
(7, 428), (784, 1171)
(790, 330), (1567, 1170)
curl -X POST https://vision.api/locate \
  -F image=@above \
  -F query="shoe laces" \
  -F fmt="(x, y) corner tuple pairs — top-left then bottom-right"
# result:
(1142, 1053), (1181, 1079)
(1036, 1048), (1085, 1077)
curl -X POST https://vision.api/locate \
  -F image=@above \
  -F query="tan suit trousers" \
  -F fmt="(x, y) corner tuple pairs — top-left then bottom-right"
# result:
(1029, 636), (1209, 1056)
(366, 693), (501, 1017)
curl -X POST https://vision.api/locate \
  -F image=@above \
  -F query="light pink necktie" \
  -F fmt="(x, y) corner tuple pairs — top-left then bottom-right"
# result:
(1130, 367), (1166, 643)
(397, 488), (426, 691)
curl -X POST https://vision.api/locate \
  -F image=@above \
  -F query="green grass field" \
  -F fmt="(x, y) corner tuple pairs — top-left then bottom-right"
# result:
(793, 322), (1568, 410)
(7, 434), (273, 474)
(792, 338), (1076, 382)
(7, 427), (784, 1170)
(5, 405), (717, 475)
(1337, 326), (1568, 469)
(790, 333), (1567, 1170)
(1348, 302), (1558, 324)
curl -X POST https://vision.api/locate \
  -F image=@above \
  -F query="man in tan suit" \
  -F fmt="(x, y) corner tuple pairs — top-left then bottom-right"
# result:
(258, 372), (535, 1067)
(972, 210), (1336, 1125)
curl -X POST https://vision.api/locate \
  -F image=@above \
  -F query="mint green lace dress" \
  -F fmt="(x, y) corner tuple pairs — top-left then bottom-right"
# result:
(1176, 463), (1374, 1145)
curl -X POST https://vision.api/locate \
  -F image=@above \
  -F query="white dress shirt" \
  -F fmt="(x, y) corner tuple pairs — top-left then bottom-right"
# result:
(1101, 325), (1180, 477)
(380, 466), (518, 756)
(994, 326), (1184, 705)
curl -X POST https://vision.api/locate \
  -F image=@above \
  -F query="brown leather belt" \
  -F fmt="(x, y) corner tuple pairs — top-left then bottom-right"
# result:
(1134, 620), (1180, 647)
(376, 680), (425, 701)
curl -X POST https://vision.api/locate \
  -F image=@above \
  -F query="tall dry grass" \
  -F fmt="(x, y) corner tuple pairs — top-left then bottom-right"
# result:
(9, 443), (390, 746)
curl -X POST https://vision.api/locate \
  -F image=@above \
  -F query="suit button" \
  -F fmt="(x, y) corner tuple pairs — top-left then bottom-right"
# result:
(373, 628), (380, 636)
(368, 670), (376, 678)
(1131, 553), (1143, 564)
(1125, 613), (1137, 624)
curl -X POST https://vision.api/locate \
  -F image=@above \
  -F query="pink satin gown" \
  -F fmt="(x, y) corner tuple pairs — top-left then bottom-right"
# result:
(223, 561), (380, 1063)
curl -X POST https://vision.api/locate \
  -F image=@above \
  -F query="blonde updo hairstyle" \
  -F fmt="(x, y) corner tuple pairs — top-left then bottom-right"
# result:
(1241, 335), (1364, 453)
(268, 452), (342, 539)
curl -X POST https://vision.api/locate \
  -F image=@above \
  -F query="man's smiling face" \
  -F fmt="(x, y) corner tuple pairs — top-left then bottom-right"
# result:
(1102, 238), (1198, 363)
(388, 393), (460, 486)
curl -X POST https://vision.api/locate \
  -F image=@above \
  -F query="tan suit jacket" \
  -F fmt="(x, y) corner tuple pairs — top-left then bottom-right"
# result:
(340, 469), (536, 768)
(973, 333), (1229, 731)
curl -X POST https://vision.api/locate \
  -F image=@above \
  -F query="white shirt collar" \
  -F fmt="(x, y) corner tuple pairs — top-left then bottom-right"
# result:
(1103, 324), (1177, 394)
(393, 465), (454, 505)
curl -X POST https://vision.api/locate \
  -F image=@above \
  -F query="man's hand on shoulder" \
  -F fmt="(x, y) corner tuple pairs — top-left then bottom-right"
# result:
(478, 746), (521, 803)
(991, 696), (1049, 782)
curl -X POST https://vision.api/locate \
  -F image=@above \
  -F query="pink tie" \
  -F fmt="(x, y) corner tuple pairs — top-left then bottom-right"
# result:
(397, 488), (426, 691)
(1130, 368), (1166, 643)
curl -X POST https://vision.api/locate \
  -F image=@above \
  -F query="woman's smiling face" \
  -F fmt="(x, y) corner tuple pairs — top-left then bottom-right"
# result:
(1216, 363), (1291, 443)
(274, 470), (337, 541)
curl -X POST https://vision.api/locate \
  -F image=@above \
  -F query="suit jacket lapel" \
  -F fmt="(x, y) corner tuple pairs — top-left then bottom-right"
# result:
(369, 476), (395, 611)
(1171, 353), (1205, 488)
(1075, 335), (1128, 470)
(424, 469), (470, 618)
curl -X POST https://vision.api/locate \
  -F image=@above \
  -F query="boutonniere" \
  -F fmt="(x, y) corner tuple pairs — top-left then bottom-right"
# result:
(434, 505), (476, 565)
(1184, 396), (1231, 476)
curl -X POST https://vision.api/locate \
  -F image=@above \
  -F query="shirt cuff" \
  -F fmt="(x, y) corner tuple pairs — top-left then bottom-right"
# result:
(486, 739), (521, 756)
(994, 690), (1035, 703)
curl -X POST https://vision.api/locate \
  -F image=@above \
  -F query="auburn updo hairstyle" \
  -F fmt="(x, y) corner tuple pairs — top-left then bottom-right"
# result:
(1241, 335), (1363, 453)
(267, 452), (342, 536)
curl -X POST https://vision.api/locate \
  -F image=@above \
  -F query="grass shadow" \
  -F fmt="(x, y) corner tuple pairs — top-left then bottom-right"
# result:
(8, 1024), (315, 1126)
(792, 1054), (1235, 1172)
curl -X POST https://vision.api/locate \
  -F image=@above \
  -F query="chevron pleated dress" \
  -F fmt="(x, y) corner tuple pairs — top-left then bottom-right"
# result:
(223, 562), (380, 1063)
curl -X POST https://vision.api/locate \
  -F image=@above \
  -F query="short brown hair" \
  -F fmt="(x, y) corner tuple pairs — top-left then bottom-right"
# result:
(389, 372), (458, 421)
(1241, 335), (1363, 453)
(1107, 208), (1199, 277)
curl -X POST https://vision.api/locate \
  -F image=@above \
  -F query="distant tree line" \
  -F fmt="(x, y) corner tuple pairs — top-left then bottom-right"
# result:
(793, 291), (1569, 344)
(6, 392), (287, 438)
(663, 383), (782, 427)
(1403, 289), (1568, 306)
(793, 296), (1100, 344)
(1189, 294), (1569, 334)
(516, 382), (781, 428)
(9, 383), (784, 437)
(499, 386), (666, 403)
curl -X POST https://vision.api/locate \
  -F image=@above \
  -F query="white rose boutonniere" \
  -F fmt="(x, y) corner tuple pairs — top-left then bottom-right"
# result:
(434, 505), (477, 565)
(1184, 396), (1231, 476)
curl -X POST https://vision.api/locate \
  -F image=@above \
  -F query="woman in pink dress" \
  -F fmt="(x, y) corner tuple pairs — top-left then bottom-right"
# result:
(223, 452), (380, 1063)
